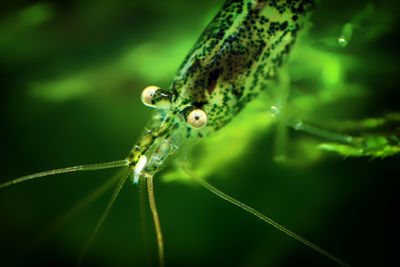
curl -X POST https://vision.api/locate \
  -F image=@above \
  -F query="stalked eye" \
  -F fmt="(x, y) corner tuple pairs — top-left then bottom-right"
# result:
(187, 109), (208, 129)
(141, 86), (159, 107)
(141, 86), (171, 109)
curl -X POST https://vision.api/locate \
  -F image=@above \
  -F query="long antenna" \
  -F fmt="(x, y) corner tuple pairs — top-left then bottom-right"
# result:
(78, 168), (130, 265)
(180, 161), (351, 267)
(0, 159), (129, 189)
(147, 174), (165, 267)
(138, 176), (153, 266)
(31, 168), (124, 248)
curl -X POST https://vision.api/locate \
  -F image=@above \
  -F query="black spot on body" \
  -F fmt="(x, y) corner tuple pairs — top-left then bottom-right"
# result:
(167, 0), (313, 133)
(186, 127), (192, 138)
(207, 68), (222, 94)
(280, 21), (288, 31)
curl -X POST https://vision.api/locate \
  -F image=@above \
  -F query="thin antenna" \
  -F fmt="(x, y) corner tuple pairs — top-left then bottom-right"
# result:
(77, 168), (130, 265)
(0, 159), (129, 189)
(180, 161), (351, 267)
(147, 174), (165, 267)
(31, 168), (124, 248)
(139, 176), (153, 266)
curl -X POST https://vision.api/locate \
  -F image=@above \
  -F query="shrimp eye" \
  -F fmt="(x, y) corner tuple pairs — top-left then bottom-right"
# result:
(141, 86), (171, 109)
(141, 86), (159, 107)
(187, 109), (208, 129)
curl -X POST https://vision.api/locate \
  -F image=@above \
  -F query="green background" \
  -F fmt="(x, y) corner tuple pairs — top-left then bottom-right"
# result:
(1, 0), (399, 266)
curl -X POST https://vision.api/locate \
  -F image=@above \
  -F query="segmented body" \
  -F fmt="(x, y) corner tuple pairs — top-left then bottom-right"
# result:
(3, 1), (399, 266)
(129, 0), (313, 170)
(172, 0), (312, 129)
(5, 1), (348, 266)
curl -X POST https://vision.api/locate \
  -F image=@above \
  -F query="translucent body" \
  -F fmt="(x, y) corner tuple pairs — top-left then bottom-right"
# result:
(1, 0), (399, 266)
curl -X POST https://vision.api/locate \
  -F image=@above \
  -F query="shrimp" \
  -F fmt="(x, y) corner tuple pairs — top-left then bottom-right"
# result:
(1, 0), (398, 266)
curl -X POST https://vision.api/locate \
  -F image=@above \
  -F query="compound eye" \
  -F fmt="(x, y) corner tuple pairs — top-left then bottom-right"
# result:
(141, 86), (160, 108)
(187, 109), (208, 129)
(141, 85), (172, 109)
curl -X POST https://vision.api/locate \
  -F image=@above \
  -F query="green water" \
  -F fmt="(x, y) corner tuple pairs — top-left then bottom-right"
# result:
(1, 0), (399, 266)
